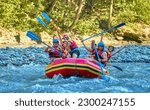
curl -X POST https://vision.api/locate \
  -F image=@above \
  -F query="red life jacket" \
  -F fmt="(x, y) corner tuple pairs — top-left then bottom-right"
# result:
(49, 46), (62, 58)
(92, 49), (103, 60)
(107, 51), (112, 61)
(70, 40), (78, 50)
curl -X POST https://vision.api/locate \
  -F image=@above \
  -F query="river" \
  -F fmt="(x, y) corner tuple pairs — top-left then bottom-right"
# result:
(0, 45), (150, 93)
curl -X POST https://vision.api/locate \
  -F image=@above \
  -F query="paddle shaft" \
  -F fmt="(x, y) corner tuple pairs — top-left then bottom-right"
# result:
(39, 40), (55, 50)
(105, 45), (126, 71)
(82, 23), (125, 42)
(111, 45), (127, 57)
(26, 31), (53, 49)
(46, 16), (63, 45)
(41, 41), (50, 47)
(107, 63), (123, 71)
(112, 65), (123, 71)
(93, 44), (105, 75)
(38, 13), (63, 45)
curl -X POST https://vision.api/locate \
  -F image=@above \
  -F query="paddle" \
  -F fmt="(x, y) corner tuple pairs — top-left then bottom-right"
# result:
(36, 12), (52, 28)
(98, 31), (123, 72)
(94, 45), (109, 81)
(82, 22), (125, 42)
(108, 45), (128, 71)
(37, 11), (63, 45)
(36, 17), (48, 28)
(41, 11), (51, 22)
(26, 31), (51, 47)
(26, 31), (65, 58)
(112, 65), (123, 71)
(41, 11), (61, 33)
(106, 45), (128, 72)
(111, 45), (127, 57)
(107, 64), (123, 71)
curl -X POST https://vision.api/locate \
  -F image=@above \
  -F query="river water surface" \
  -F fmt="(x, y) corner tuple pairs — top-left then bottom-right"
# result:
(0, 45), (150, 93)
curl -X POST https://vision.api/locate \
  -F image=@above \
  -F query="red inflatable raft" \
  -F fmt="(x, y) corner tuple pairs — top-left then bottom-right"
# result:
(45, 58), (109, 78)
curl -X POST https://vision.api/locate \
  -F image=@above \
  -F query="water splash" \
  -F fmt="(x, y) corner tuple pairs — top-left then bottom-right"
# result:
(0, 46), (150, 93)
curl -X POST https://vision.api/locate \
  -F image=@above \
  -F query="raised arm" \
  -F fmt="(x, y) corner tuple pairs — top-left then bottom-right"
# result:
(57, 32), (63, 45)
(100, 34), (104, 42)
(79, 36), (93, 53)
(81, 41), (93, 53)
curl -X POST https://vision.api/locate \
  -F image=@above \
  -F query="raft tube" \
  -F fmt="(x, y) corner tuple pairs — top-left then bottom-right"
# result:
(45, 58), (109, 78)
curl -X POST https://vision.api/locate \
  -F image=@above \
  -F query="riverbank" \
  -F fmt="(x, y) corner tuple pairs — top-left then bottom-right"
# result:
(1, 24), (150, 48)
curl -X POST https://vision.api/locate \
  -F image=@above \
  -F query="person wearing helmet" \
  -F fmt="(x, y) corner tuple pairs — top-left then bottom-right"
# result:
(91, 41), (108, 66)
(63, 34), (69, 41)
(45, 38), (63, 63)
(107, 44), (115, 61)
(80, 38), (107, 66)
(61, 39), (71, 58)
(62, 34), (80, 58)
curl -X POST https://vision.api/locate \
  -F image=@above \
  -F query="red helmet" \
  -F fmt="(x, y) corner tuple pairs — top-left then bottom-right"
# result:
(63, 34), (69, 40)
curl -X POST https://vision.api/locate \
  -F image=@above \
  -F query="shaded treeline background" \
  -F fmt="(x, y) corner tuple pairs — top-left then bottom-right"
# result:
(0, 0), (150, 45)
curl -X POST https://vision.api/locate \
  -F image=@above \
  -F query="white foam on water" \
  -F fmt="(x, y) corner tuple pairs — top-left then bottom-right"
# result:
(0, 46), (150, 93)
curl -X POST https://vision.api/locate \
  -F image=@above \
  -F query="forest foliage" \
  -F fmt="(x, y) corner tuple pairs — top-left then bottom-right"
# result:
(1, 0), (150, 35)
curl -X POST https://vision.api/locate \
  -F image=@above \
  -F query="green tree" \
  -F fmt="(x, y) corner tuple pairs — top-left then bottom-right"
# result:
(0, 0), (149, 35)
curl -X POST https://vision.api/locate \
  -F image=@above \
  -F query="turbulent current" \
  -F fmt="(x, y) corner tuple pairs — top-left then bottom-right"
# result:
(0, 45), (150, 93)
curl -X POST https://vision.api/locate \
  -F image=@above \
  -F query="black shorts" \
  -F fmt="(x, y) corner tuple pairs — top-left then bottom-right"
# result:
(70, 48), (80, 58)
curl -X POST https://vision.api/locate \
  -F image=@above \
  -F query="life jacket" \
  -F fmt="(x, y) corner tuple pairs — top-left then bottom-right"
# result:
(49, 46), (62, 58)
(92, 49), (104, 61)
(70, 40), (78, 51)
(107, 51), (112, 61)
(61, 41), (71, 57)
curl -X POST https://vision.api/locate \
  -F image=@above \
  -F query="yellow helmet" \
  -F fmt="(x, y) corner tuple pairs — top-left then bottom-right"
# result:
(108, 44), (114, 51)
(108, 44), (114, 47)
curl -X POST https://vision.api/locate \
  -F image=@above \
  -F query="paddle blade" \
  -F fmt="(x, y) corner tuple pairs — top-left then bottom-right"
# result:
(113, 22), (125, 29)
(107, 22), (126, 32)
(36, 17), (47, 27)
(42, 12), (51, 22)
(102, 75), (109, 81)
(112, 65), (123, 71)
(26, 31), (41, 41)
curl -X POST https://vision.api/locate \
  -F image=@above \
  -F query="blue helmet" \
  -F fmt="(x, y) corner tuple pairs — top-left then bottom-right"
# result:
(98, 41), (105, 48)
(53, 38), (59, 43)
